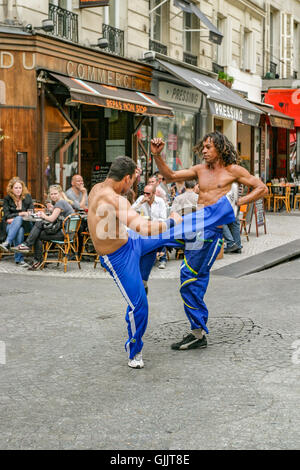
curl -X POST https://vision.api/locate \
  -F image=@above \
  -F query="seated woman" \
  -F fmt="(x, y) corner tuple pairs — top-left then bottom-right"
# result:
(12, 184), (74, 270)
(0, 177), (34, 267)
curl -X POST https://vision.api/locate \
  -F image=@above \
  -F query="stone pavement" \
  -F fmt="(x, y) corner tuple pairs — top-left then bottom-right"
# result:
(0, 210), (299, 450)
(0, 211), (299, 279)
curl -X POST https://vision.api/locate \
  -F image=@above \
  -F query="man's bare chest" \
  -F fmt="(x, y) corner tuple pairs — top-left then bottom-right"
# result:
(196, 167), (234, 191)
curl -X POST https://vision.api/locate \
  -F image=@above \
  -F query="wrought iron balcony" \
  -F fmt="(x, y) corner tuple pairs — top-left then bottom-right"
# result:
(183, 52), (198, 66)
(149, 39), (168, 55)
(102, 24), (124, 56)
(49, 3), (78, 43)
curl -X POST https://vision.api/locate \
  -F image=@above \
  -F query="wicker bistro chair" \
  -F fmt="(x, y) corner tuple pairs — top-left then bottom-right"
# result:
(40, 213), (81, 273)
(239, 204), (249, 242)
(79, 229), (99, 264)
(293, 192), (300, 210)
(273, 185), (291, 212)
(33, 202), (46, 213)
(264, 183), (274, 211)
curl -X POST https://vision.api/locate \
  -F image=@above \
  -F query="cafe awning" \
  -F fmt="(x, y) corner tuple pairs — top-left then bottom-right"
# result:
(156, 59), (262, 126)
(252, 102), (295, 130)
(49, 72), (174, 117)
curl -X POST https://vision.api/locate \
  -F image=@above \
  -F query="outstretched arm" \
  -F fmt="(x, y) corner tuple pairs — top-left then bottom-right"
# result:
(117, 196), (182, 236)
(151, 138), (198, 183)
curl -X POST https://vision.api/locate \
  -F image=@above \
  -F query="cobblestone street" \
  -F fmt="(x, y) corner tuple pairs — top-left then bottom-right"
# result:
(0, 212), (299, 279)
(0, 211), (299, 450)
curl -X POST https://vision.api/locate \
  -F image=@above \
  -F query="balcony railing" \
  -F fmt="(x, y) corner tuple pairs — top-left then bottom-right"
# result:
(102, 24), (124, 56)
(149, 39), (167, 55)
(49, 3), (78, 43)
(183, 52), (198, 66)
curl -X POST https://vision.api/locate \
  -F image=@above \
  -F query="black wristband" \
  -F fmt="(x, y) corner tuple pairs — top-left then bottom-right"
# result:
(164, 218), (175, 229)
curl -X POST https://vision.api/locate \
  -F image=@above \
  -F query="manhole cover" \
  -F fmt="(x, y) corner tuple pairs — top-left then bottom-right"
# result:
(146, 315), (257, 345)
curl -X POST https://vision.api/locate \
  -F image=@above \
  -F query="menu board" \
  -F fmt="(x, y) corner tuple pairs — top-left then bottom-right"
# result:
(248, 198), (267, 237)
(91, 163), (111, 187)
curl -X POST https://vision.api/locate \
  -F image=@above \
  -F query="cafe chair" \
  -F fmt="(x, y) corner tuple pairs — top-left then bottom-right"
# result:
(273, 185), (291, 212)
(33, 202), (46, 212)
(239, 204), (249, 242)
(40, 213), (81, 273)
(79, 230), (99, 265)
(294, 192), (300, 210)
(264, 183), (274, 211)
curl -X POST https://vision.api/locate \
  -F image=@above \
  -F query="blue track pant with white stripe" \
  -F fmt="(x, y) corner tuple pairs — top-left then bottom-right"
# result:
(100, 195), (235, 359)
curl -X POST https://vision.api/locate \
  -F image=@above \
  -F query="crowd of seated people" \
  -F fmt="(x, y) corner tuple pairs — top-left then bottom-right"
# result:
(0, 174), (89, 270)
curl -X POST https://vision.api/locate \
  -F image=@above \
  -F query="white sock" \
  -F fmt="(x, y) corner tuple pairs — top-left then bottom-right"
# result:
(192, 328), (204, 339)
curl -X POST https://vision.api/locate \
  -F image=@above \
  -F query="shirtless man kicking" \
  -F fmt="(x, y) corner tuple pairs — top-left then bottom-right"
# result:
(151, 131), (268, 351)
(88, 154), (239, 369)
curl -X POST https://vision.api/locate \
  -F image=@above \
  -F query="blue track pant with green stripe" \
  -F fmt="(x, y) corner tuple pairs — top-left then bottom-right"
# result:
(100, 195), (235, 359)
(180, 226), (224, 334)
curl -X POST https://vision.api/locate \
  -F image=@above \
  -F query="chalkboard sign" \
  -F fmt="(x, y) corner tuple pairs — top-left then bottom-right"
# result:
(248, 198), (267, 237)
(91, 163), (111, 187)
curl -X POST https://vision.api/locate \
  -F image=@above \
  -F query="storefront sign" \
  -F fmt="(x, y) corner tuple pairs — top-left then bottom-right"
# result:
(0, 51), (36, 70)
(269, 116), (294, 130)
(209, 100), (260, 126)
(79, 0), (109, 7)
(66, 61), (148, 91)
(0, 50), (150, 93)
(105, 99), (147, 114)
(159, 82), (202, 109)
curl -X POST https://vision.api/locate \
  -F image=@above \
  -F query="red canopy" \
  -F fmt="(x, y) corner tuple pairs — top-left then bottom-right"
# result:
(264, 89), (300, 127)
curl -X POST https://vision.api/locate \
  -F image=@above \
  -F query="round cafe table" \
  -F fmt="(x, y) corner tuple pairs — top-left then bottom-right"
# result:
(22, 215), (43, 223)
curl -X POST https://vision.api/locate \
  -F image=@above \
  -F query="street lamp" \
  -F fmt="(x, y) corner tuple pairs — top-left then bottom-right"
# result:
(25, 19), (54, 34)
(91, 37), (109, 49)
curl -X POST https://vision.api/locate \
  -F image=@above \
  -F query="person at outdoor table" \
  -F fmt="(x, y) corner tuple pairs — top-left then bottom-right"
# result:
(148, 175), (168, 204)
(0, 177), (33, 267)
(66, 174), (88, 211)
(12, 185), (74, 270)
(132, 183), (168, 271)
(170, 180), (199, 215)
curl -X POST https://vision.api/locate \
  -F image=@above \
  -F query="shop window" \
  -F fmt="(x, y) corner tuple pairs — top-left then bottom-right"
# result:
(237, 122), (251, 172)
(155, 111), (194, 172)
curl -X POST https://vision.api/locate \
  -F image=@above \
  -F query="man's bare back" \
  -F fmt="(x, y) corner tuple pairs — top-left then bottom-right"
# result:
(88, 176), (180, 256)
(88, 182), (129, 255)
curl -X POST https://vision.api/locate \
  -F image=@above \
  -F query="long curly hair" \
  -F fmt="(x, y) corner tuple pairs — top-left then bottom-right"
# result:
(7, 177), (29, 202)
(193, 131), (240, 166)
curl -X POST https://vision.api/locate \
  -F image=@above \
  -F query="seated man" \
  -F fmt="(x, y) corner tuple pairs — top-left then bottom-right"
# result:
(132, 184), (168, 271)
(170, 180), (199, 216)
(66, 174), (88, 211)
(88, 155), (239, 369)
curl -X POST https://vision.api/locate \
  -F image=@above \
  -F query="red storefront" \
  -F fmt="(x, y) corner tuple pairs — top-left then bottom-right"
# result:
(264, 89), (300, 180)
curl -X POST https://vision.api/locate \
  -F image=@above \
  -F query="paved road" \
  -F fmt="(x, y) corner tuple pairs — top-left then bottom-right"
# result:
(0, 257), (299, 450)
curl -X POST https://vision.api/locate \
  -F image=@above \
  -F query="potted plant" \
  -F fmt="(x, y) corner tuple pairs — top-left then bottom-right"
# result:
(226, 75), (234, 88)
(218, 71), (234, 88)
